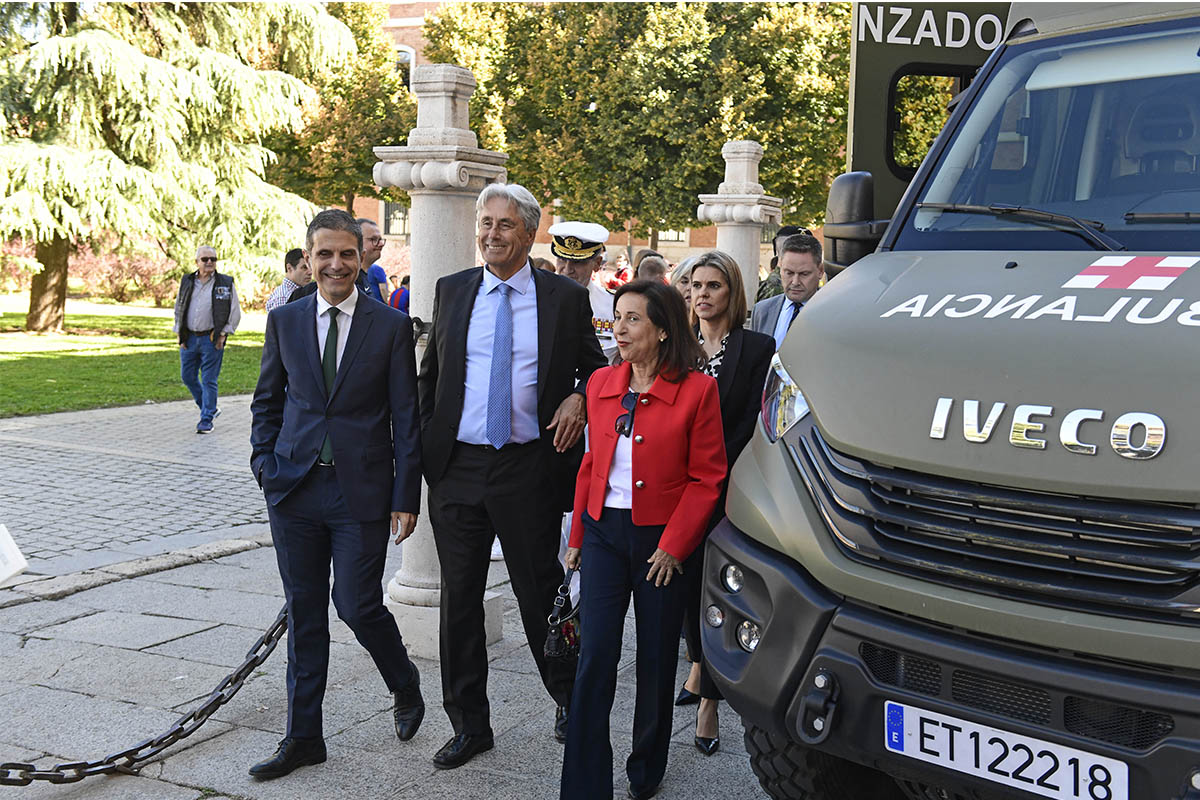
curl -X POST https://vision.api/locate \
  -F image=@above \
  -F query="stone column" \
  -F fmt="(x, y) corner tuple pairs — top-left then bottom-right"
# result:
(374, 64), (508, 659)
(696, 141), (783, 309)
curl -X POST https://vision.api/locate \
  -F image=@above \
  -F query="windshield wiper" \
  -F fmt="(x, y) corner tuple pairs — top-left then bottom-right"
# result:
(1124, 212), (1200, 224)
(917, 202), (1126, 251)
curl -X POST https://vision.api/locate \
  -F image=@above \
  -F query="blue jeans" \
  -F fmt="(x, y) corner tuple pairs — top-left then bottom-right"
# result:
(179, 333), (223, 422)
(560, 508), (687, 799)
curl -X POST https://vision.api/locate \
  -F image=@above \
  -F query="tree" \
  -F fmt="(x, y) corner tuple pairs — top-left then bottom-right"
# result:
(0, 2), (355, 331)
(423, 3), (852, 233)
(266, 2), (416, 212)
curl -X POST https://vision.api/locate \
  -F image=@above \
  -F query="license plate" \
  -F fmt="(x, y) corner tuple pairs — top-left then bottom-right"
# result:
(884, 701), (1128, 800)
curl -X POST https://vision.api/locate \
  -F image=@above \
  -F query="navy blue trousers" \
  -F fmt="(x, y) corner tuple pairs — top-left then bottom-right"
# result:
(267, 466), (415, 740)
(560, 508), (688, 799)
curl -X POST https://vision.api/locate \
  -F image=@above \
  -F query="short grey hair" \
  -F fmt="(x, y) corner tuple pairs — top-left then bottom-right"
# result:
(306, 209), (362, 252)
(477, 183), (542, 235)
(669, 256), (698, 286)
(195, 245), (216, 259)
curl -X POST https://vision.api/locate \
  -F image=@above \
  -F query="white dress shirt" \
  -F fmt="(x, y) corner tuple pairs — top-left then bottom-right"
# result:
(458, 263), (540, 445)
(316, 288), (359, 372)
(772, 299), (802, 350)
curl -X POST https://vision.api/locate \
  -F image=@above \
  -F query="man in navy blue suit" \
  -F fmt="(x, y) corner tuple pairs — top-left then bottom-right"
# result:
(248, 209), (424, 780)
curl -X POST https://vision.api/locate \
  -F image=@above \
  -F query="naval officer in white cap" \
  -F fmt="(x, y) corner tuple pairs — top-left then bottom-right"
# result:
(549, 221), (616, 359)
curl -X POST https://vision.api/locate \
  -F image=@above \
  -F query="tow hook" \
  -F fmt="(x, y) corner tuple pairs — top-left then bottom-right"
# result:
(798, 671), (839, 745)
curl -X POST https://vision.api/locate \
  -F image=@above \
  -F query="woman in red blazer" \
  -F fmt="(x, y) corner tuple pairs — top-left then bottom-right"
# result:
(559, 280), (726, 800)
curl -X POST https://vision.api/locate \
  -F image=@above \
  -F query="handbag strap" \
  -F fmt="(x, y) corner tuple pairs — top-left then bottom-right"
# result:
(547, 567), (578, 625)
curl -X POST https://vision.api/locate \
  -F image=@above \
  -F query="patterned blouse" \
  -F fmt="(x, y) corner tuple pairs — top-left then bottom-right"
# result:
(698, 331), (730, 379)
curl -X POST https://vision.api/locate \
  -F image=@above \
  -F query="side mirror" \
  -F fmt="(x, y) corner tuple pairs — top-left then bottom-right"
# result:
(822, 172), (891, 276)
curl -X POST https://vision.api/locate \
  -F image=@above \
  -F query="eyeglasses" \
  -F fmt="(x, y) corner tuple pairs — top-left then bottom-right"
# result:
(615, 391), (639, 438)
(198, 257), (218, 263)
(365, 237), (385, 245)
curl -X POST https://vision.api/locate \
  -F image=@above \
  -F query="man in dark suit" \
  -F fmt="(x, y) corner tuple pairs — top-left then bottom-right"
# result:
(750, 232), (824, 350)
(248, 209), (424, 780)
(419, 183), (607, 769)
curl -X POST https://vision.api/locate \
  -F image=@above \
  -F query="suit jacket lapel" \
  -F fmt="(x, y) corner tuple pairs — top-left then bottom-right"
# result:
(771, 295), (787, 333)
(329, 290), (373, 403)
(717, 327), (743, 405)
(533, 267), (557, 403)
(449, 269), (485, 392)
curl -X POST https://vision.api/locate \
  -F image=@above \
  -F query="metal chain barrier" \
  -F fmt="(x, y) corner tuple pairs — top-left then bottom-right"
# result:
(0, 604), (288, 787)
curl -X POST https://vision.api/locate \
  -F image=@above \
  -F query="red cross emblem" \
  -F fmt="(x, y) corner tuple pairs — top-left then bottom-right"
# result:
(1062, 255), (1199, 291)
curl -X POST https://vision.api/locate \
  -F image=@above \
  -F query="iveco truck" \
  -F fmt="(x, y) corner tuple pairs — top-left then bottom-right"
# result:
(702, 4), (1200, 800)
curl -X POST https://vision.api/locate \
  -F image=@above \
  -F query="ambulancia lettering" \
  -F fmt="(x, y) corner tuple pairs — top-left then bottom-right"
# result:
(930, 398), (1166, 460)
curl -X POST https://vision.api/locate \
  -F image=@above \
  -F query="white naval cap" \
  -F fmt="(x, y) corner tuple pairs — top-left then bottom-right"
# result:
(548, 221), (610, 260)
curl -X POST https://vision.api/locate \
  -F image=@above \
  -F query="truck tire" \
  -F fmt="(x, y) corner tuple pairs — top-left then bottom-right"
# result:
(743, 722), (904, 800)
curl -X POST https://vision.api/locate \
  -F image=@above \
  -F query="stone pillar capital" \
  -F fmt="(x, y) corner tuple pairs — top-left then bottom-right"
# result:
(373, 147), (508, 194)
(696, 194), (783, 226)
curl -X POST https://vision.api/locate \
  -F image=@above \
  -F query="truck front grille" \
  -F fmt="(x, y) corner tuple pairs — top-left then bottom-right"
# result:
(787, 420), (1200, 622)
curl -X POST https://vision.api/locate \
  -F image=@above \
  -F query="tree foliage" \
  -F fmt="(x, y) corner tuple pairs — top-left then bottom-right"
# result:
(0, 2), (355, 330)
(423, 2), (852, 234)
(266, 2), (416, 211)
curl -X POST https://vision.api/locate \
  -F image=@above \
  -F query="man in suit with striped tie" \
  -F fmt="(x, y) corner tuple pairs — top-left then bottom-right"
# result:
(418, 183), (607, 769)
(750, 232), (825, 350)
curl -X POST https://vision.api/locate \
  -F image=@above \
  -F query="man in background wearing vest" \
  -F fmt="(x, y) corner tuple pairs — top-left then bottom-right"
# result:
(173, 245), (242, 434)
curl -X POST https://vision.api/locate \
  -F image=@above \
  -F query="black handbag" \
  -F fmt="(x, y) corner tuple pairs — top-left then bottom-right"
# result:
(544, 567), (581, 664)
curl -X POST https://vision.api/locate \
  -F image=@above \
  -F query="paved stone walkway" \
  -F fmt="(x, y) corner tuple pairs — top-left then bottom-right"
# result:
(0, 397), (266, 576)
(0, 399), (766, 799)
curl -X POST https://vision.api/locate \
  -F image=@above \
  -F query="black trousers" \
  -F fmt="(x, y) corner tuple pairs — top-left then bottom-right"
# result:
(429, 441), (572, 736)
(681, 541), (723, 700)
(267, 465), (416, 740)
(560, 509), (688, 800)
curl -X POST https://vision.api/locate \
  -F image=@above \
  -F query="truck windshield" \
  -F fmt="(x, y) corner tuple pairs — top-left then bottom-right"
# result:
(896, 18), (1200, 252)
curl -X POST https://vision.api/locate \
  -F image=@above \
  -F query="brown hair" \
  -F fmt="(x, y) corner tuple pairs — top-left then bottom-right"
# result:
(687, 250), (748, 330)
(612, 279), (704, 382)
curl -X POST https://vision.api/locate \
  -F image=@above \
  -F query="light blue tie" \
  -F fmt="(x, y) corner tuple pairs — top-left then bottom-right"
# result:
(486, 283), (513, 449)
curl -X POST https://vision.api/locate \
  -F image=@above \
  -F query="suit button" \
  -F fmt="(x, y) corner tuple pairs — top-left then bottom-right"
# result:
(635, 480), (645, 489)
(640, 397), (649, 405)
(634, 435), (643, 443)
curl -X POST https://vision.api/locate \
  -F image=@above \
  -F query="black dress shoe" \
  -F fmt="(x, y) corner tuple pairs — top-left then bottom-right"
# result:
(393, 665), (425, 741)
(248, 737), (326, 780)
(554, 705), (569, 743)
(432, 732), (494, 769)
(627, 783), (660, 800)
(694, 735), (720, 756)
(674, 687), (700, 706)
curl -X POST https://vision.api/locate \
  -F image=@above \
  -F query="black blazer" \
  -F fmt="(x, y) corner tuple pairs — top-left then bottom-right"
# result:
(714, 326), (775, 468)
(418, 265), (607, 510)
(250, 290), (422, 520)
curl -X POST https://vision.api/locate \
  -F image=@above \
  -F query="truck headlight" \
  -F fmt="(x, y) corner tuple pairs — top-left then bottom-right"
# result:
(760, 353), (810, 443)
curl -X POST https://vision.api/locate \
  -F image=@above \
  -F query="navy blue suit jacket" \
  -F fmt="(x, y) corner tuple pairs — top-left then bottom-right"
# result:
(250, 289), (422, 520)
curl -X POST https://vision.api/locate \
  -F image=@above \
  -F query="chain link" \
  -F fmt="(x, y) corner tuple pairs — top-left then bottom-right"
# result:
(1, 604), (287, 787)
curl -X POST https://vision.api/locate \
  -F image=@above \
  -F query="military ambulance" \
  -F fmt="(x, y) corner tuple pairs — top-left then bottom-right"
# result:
(703, 4), (1200, 799)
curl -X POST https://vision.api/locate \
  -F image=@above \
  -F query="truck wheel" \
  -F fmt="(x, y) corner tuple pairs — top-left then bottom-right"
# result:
(743, 722), (903, 800)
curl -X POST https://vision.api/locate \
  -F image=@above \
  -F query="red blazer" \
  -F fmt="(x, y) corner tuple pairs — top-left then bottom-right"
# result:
(570, 362), (727, 561)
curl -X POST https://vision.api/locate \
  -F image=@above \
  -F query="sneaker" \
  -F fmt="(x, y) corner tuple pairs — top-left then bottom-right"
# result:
(490, 538), (504, 561)
(196, 419), (214, 434)
(213, 407), (221, 419)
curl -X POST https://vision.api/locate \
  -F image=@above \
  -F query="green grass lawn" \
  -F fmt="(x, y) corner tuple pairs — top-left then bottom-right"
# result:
(0, 295), (266, 418)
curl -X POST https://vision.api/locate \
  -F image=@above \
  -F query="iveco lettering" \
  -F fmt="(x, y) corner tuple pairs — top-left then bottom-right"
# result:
(928, 398), (1167, 460)
(703, 4), (1200, 800)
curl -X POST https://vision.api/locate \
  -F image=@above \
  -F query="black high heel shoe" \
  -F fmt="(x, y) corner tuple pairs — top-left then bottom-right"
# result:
(674, 687), (700, 706)
(693, 735), (720, 756)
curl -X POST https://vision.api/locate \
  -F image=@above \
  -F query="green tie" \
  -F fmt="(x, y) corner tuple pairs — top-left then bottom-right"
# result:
(319, 307), (338, 464)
